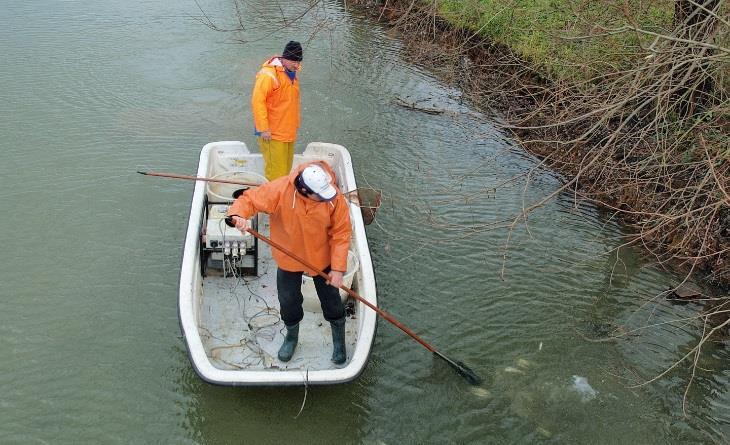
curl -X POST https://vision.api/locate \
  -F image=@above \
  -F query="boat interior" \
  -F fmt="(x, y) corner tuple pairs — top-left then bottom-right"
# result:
(194, 144), (363, 372)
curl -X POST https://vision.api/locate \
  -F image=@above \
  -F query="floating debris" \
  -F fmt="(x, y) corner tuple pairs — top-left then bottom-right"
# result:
(392, 96), (447, 115)
(670, 282), (702, 300)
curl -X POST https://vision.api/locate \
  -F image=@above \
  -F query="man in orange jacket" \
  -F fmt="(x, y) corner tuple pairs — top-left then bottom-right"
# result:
(251, 41), (302, 181)
(226, 161), (352, 364)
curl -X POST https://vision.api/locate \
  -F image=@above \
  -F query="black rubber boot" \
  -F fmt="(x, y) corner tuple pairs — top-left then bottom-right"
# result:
(278, 323), (299, 362)
(330, 317), (346, 364)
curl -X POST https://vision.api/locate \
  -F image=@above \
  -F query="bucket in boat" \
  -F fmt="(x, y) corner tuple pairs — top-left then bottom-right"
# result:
(301, 251), (359, 312)
(206, 171), (267, 202)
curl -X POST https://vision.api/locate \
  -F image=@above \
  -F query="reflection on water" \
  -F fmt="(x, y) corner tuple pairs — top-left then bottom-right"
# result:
(0, 0), (727, 443)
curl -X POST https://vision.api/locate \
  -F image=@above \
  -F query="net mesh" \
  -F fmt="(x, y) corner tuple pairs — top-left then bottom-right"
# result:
(353, 188), (381, 225)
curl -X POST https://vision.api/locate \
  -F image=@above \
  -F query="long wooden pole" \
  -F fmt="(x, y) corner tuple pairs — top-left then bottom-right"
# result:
(245, 226), (483, 386)
(137, 171), (262, 187)
(139, 170), (478, 383)
(137, 170), (366, 201)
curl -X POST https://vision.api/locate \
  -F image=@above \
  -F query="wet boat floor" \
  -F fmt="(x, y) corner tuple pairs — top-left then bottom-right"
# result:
(198, 223), (358, 372)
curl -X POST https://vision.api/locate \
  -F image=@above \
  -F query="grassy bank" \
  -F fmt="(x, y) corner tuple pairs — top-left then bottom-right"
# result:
(436, 0), (677, 82)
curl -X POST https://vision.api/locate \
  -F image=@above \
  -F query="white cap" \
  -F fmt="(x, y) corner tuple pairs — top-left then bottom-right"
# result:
(301, 164), (337, 200)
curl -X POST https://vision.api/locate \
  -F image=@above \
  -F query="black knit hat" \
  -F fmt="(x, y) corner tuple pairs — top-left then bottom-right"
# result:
(282, 41), (303, 62)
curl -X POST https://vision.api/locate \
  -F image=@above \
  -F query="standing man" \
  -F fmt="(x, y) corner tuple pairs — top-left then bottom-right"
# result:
(251, 41), (303, 181)
(225, 161), (351, 365)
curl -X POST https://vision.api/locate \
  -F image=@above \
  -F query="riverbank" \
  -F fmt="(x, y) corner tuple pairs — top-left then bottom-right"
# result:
(351, 0), (729, 292)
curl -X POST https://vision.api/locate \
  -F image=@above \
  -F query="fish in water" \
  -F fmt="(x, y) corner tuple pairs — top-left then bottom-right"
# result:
(571, 375), (597, 401)
(470, 387), (491, 398)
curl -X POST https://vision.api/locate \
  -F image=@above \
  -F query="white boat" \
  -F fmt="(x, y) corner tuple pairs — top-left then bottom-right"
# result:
(178, 141), (377, 385)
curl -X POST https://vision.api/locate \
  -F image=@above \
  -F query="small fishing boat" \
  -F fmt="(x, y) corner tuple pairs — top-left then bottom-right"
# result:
(178, 141), (377, 385)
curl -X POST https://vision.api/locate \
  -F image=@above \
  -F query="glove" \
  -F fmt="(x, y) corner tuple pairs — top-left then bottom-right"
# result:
(225, 216), (249, 232)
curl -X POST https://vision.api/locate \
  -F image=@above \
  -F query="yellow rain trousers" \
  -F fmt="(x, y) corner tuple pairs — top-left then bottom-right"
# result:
(258, 138), (294, 181)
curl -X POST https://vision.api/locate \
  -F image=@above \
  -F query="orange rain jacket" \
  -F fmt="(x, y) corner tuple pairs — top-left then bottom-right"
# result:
(226, 161), (351, 275)
(251, 57), (301, 143)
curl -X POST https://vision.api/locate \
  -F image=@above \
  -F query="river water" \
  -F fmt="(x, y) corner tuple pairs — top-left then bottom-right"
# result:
(1, 0), (728, 443)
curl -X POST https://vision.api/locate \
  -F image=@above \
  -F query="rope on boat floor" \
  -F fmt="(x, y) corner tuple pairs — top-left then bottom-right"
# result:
(201, 256), (282, 369)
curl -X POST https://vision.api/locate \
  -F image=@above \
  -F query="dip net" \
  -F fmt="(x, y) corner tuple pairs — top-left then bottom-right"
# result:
(347, 188), (382, 225)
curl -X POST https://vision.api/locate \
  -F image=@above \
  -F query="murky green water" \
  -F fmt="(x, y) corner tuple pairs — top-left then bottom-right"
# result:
(1, 1), (727, 443)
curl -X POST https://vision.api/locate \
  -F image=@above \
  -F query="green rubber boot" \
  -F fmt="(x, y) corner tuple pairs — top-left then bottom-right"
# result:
(330, 317), (346, 364)
(278, 323), (299, 362)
